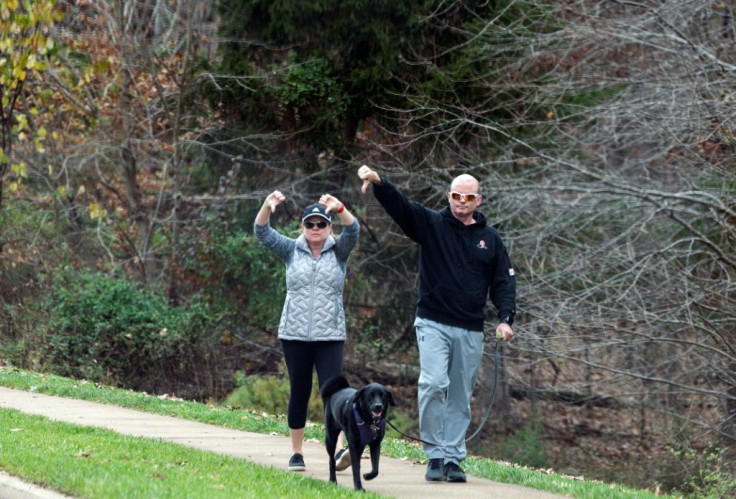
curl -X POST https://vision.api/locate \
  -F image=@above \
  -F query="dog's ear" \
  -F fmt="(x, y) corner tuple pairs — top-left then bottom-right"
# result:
(354, 387), (367, 407)
(386, 390), (396, 407)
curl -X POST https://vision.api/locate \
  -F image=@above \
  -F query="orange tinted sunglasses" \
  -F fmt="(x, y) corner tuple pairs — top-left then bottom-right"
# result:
(449, 191), (479, 202)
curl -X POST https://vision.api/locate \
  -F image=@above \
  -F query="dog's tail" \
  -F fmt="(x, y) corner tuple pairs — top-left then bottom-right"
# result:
(320, 375), (350, 400)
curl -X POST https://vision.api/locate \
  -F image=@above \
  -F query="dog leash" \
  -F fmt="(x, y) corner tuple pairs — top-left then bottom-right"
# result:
(386, 339), (501, 446)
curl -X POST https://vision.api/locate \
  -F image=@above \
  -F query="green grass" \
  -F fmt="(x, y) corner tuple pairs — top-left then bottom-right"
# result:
(0, 366), (674, 498)
(0, 409), (370, 498)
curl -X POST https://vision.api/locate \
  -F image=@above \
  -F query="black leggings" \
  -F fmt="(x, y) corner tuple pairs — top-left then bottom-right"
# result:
(281, 339), (344, 430)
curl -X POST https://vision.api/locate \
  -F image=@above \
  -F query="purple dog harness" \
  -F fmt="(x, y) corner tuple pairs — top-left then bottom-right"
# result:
(353, 403), (386, 446)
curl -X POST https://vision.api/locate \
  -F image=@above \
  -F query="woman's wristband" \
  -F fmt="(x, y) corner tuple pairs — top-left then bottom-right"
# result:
(337, 202), (345, 214)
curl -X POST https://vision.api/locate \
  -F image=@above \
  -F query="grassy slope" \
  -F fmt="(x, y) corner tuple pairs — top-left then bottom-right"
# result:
(0, 367), (672, 498)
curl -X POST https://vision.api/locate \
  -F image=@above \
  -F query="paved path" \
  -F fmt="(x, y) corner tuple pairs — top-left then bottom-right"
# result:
(0, 471), (70, 499)
(0, 387), (566, 498)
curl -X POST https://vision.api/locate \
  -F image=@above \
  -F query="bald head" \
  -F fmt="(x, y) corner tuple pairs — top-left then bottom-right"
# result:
(450, 174), (480, 193)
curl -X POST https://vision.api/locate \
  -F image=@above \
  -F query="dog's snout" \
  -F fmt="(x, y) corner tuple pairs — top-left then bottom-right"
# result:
(370, 401), (385, 417)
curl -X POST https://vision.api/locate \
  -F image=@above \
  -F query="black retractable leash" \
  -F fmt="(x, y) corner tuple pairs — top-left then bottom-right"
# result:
(386, 339), (501, 446)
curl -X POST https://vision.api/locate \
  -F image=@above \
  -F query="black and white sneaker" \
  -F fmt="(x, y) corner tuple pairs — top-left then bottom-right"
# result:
(335, 448), (351, 471)
(288, 453), (306, 471)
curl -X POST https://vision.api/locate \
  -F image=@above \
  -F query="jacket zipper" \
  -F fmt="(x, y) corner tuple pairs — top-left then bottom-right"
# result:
(307, 255), (318, 341)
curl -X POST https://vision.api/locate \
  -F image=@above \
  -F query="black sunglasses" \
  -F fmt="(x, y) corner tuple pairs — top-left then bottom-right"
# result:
(304, 220), (328, 229)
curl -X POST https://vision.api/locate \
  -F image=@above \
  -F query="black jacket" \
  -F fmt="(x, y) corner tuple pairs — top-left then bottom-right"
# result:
(373, 178), (516, 332)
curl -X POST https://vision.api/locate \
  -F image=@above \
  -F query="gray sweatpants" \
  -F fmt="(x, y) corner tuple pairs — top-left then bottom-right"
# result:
(414, 316), (484, 465)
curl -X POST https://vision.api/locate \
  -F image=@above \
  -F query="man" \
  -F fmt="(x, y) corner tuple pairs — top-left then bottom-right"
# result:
(358, 165), (516, 483)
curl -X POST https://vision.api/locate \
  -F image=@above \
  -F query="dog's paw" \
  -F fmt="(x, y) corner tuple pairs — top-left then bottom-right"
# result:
(363, 471), (378, 481)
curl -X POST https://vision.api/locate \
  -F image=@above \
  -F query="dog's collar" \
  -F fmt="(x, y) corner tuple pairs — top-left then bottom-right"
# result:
(352, 403), (385, 446)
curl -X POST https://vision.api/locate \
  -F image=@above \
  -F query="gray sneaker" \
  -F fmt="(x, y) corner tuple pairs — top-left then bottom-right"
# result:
(288, 453), (305, 471)
(444, 462), (466, 483)
(425, 458), (445, 481)
(335, 448), (351, 471)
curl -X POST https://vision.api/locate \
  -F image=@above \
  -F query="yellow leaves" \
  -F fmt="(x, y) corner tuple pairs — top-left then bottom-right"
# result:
(11, 161), (27, 178)
(89, 203), (108, 221)
(0, 0), (60, 89)
(0, 1), (17, 21)
(14, 112), (27, 129)
(6, 111), (46, 149)
(34, 136), (45, 153)
(12, 64), (26, 81)
(8, 161), (27, 191)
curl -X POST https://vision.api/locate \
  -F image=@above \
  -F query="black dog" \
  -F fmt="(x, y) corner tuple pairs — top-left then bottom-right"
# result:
(320, 375), (395, 491)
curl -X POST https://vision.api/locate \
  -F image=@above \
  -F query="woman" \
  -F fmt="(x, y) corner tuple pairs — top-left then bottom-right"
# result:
(254, 190), (359, 472)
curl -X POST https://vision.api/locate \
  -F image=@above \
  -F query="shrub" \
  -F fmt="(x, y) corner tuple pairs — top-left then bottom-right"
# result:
(225, 369), (324, 423)
(495, 414), (551, 469)
(41, 269), (213, 388)
(666, 441), (736, 498)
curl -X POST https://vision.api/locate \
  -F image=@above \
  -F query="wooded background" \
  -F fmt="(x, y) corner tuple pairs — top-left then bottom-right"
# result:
(1, 1), (734, 495)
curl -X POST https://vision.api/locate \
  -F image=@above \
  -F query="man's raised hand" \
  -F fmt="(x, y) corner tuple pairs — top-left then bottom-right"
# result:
(358, 165), (380, 194)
